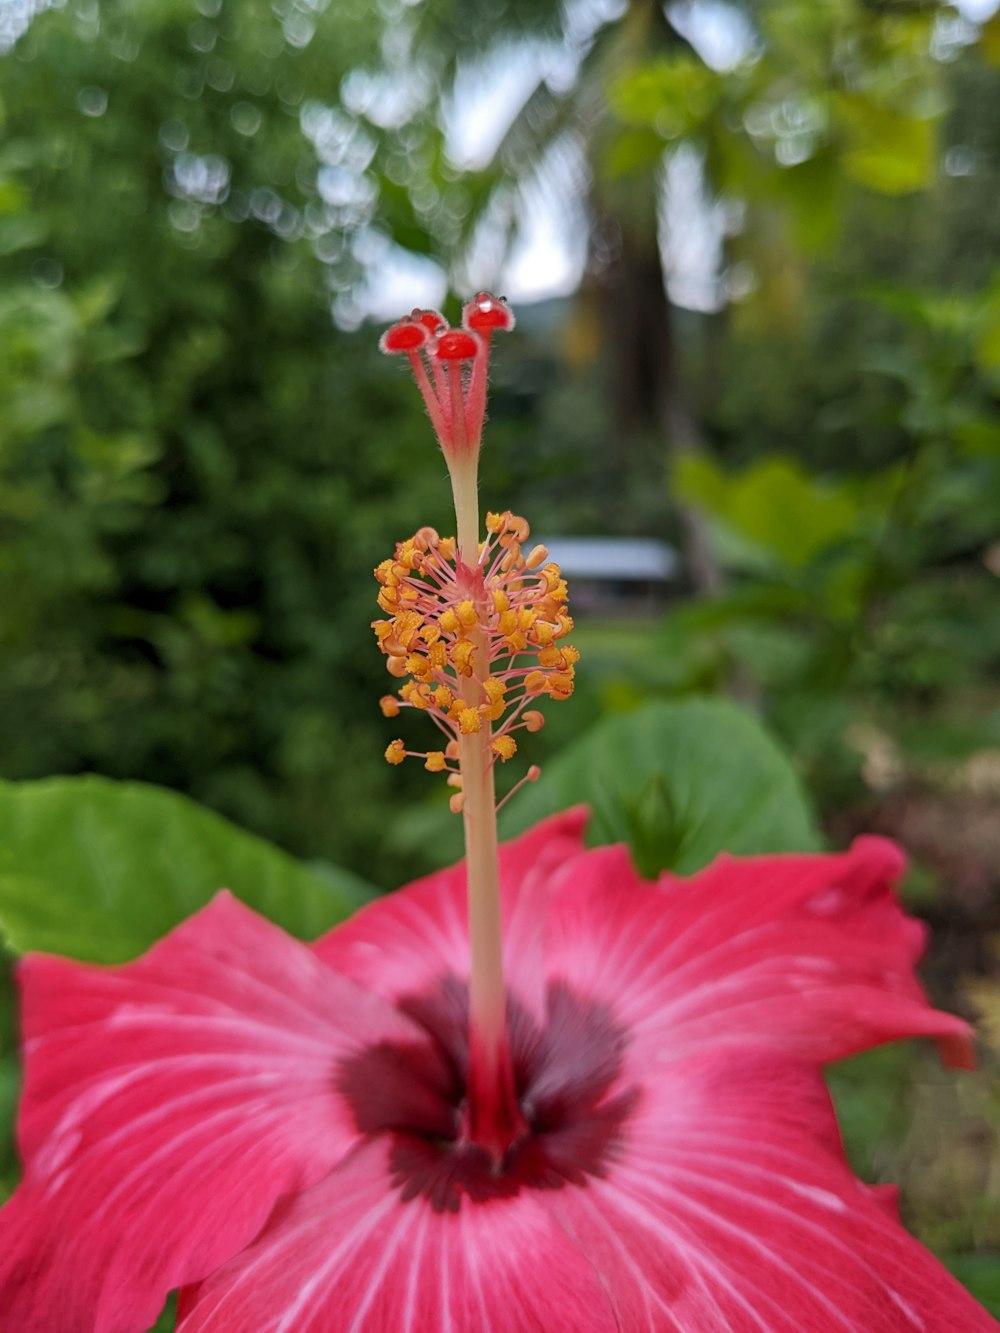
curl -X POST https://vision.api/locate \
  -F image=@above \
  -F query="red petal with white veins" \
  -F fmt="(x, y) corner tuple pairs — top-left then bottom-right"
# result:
(0, 893), (440, 1333)
(553, 1051), (996, 1331)
(176, 1138), (618, 1333)
(313, 807), (588, 1022)
(543, 837), (973, 1074)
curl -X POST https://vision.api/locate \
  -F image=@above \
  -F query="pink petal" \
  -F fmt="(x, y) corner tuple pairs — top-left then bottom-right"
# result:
(176, 1138), (618, 1332)
(314, 807), (588, 1021)
(553, 1050), (995, 1331)
(543, 837), (973, 1073)
(0, 893), (439, 1333)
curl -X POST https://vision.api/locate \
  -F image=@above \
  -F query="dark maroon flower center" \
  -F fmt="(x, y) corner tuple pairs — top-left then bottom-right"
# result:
(337, 977), (638, 1213)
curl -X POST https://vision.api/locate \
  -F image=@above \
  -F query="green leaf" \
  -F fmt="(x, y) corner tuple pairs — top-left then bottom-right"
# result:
(674, 454), (860, 572)
(942, 1256), (1000, 1318)
(981, 15), (1000, 70)
(975, 292), (1000, 377)
(0, 777), (376, 962)
(146, 1294), (177, 1332)
(608, 55), (722, 137)
(835, 95), (935, 196)
(500, 699), (821, 878)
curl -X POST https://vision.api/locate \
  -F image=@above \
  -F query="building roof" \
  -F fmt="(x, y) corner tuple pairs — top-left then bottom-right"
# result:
(537, 536), (679, 582)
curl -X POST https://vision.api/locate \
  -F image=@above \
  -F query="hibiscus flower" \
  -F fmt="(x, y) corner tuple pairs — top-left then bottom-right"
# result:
(0, 810), (992, 1330)
(1, 294), (994, 1330)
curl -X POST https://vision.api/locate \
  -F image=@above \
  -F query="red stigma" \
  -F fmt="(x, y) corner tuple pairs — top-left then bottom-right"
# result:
(413, 308), (448, 334)
(435, 330), (480, 361)
(463, 292), (515, 333)
(380, 292), (515, 465)
(380, 319), (428, 354)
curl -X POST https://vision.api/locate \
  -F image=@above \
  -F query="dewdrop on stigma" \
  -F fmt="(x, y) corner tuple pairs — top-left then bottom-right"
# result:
(375, 293), (578, 813)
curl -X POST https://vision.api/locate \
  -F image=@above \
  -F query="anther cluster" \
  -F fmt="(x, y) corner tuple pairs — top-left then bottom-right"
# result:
(373, 513), (578, 799)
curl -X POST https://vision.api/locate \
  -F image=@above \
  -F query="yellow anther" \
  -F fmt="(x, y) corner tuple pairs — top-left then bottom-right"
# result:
(524, 670), (547, 694)
(509, 515), (530, 543)
(384, 739), (406, 765)
(433, 684), (454, 712)
(457, 600), (478, 629)
(517, 607), (537, 631)
(374, 560), (397, 587)
(372, 619), (394, 643)
(438, 608), (459, 635)
(491, 735), (517, 762)
(395, 539), (422, 570)
(419, 622), (441, 645)
(555, 613), (574, 638)
(500, 544), (521, 571)
(400, 681), (431, 709)
(486, 511), (506, 534)
(505, 630), (529, 653)
(398, 585), (420, 604)
(523, 709), (545, 732)
(525, 544), (548, 570)
(428, 641), (448, 670)
(393, 610), (424, 649)
(459, 707), (482, 734)
(492, 589), (510, 614)
(379, 695), (401, 718)
(483, 677), (507, 704)
(498, 610), (517, 637)
(537, 646), (561, 670)
(438, 536), (457, 561)
(406, 653), (432, 681)
(449, 792), (465, 815)
(548, 671), (575, 699)
(541, 562), (563, 590)
(386, 655), (408, 678)
(377, 587), (398, 613)
(560, 644), (581, 666)
(425, 751), (447, 772)
(480, 678), (508, 720)
(451, 641), (477, 676)
(532, 620), (555, 646)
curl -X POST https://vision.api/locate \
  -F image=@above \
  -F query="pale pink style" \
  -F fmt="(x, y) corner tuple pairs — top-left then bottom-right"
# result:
(0, 811), (993, 1331)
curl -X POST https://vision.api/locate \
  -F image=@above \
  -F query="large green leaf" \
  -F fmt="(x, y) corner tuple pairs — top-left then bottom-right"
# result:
(0, 777), (376, 963)
(674, 454), (861, 573)
(500, 699), (821, 877)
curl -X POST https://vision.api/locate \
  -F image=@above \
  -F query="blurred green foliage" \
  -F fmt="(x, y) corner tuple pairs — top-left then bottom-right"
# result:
(624, 284), (1000, 812)
(0, 0), (469, 884)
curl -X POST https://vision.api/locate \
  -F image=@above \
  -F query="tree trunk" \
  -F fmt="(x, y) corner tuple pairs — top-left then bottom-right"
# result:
(589, 0), (722, 593)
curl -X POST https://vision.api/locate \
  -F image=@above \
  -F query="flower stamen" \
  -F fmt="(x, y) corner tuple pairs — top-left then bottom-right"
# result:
(372, 512), (577, 794)
(378, 295), (570, 1164)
